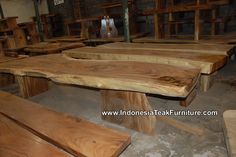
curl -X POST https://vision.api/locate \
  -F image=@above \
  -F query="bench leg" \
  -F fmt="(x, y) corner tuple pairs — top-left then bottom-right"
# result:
(16, 76), (49, 98)
(101, 90), (156, 134)
(0, 73), (15, 87)
(180, 88), (197, 107)
(200, 72), (217, 92)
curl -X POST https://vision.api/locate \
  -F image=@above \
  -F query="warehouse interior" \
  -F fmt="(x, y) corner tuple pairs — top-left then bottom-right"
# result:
(0, 0), (236, 157)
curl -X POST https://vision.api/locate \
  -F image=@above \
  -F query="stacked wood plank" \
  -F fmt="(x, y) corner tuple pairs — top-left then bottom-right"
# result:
(0, 91), (130, 157)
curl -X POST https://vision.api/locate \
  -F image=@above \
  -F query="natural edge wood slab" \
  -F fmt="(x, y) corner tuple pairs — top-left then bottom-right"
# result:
(24, 42), (85, 54)
(0, 114), (72, 157)
(98, 42), (234, 56)
(0, 54), (200, 97)
(223, 110), (236, 157)
(0, 91), (131, 157)
(64, 47), (226, 74)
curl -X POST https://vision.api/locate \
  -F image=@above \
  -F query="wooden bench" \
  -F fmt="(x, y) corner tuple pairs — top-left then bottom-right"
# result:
(0, 54), (200, 133)
(0, 91), (130, 157)
(64, 45), (227, 91)
(223, 110), (236, 157)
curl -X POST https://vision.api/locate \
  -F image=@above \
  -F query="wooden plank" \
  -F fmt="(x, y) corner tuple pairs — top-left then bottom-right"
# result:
(223, 110), (236, 157)
(0, 54), (200, 97)
(101, 90), (156, 134)
(0, 114), (72, 157)
(0, 91), (131, 157)
(24, 42), (85, 54)
(65, 46), (226, 74)
(133, 37), (236, 46)
(98, 42), (233, 56)
(133, 37), (199, 44)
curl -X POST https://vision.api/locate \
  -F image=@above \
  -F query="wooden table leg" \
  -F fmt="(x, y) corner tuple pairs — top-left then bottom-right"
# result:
(101, 90), (156, 134)
(180, 88), (197, 107)
(16, 76), (49, 98)
(200, 72), (217, 92)
(0, 73), (15, 87)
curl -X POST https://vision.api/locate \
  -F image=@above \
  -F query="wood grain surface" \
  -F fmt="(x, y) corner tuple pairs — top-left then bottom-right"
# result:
(0, 114), (72, 157)
(99, 42), (233, 55)
(24, 42), (85, 54)
(133, 37), (236, 46)
(0, 91), (131, 157)
(64, 47), (226, 74)
(0, 55), (26, 63)
(223, 110), (236, 157)
(0, 54), (200, 97)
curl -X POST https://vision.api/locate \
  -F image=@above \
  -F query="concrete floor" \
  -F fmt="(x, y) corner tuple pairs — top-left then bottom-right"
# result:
(1, 60), (236, 157)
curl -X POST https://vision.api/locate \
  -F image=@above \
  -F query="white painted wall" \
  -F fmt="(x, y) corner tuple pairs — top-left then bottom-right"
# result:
(0, 0), (49, 23)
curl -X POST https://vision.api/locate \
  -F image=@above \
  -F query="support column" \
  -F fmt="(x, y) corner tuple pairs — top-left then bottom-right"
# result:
(122, 0), (130, 42)
(194, 0), (200, 41)
(33, 0), (44, 42)
(211, 9), (216, 36)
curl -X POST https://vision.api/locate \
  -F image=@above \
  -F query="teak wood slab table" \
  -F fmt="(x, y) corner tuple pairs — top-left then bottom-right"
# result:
(0, 54), (200, 134)
(101, 42), (234, 56)
(64, 45), (227, 91)
(0, 91), (130, 157)
(24, 42), (85, 55)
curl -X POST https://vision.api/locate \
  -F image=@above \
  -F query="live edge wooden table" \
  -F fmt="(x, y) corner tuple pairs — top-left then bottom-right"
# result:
(0, 54), (200, 134)
(24, 42), (85, 55)
(64, 43), (228, 91)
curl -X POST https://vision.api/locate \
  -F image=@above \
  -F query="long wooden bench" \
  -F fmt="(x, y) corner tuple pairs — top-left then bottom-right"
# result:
(223, 110), (236, 157)
(0, 54), (200, 133)
(64, 46), (226, 91)
(0, 91), (130, 157)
